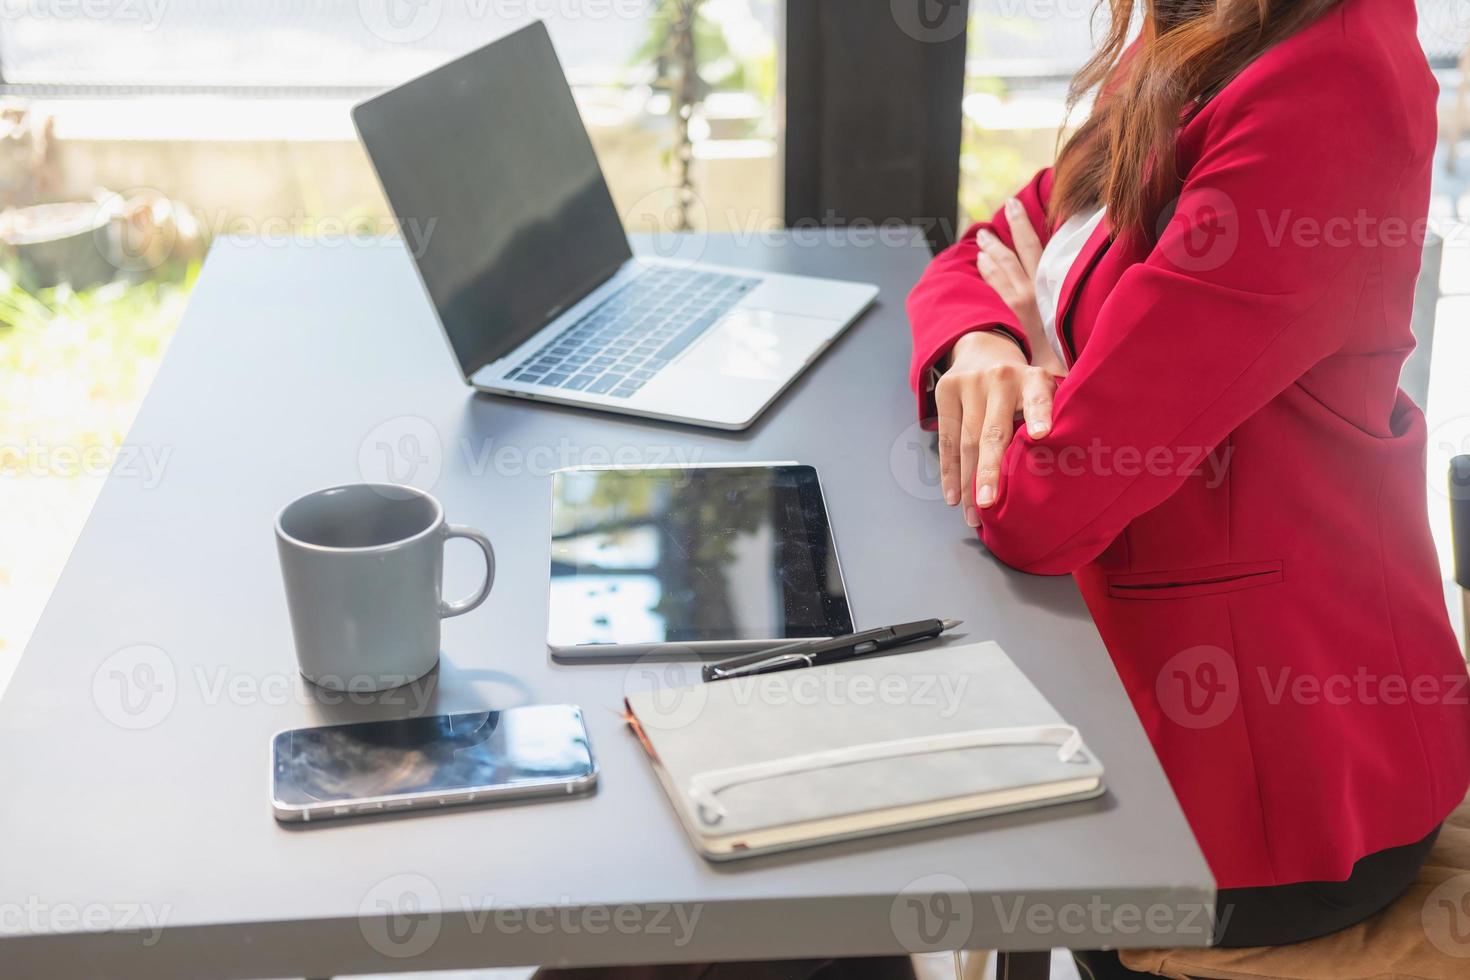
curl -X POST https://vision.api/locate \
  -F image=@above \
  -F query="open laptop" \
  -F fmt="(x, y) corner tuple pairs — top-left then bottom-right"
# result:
(352, 21), (878, 431)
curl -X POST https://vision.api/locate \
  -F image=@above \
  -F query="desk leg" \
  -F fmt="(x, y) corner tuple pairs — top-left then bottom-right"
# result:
(995, 951), (1051, 980)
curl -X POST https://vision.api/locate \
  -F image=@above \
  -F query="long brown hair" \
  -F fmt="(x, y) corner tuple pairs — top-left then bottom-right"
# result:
(1051, 0), (1343, 236)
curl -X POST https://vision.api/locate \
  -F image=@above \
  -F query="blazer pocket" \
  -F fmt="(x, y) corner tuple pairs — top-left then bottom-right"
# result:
(1107, 560), (1284, 601)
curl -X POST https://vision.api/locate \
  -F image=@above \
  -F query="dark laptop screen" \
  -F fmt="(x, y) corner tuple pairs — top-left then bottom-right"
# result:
(353, 21), (632, 377)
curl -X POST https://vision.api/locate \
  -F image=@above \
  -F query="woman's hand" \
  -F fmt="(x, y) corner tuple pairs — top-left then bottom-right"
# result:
(933, 199), (1069, 527)
(976, 199), (1067, 376)
(936, 331), (1062, 527)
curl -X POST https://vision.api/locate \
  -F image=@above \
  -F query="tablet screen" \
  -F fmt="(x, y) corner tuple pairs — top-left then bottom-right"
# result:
(548, 465), (853, 647)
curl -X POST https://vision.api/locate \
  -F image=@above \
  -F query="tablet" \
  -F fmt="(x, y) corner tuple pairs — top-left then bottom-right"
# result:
(547, 463), (854, 660)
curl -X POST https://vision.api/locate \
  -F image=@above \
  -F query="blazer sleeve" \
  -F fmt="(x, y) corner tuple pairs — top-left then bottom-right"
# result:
(906, 167), (1055, 425)
(978, 38), (1416, 574)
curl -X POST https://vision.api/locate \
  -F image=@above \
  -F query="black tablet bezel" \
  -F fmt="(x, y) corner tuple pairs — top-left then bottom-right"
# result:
(548, 463), (854, 650)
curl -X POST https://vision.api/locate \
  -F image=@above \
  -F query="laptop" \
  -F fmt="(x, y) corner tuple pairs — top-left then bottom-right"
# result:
(352, 21), (878, 431)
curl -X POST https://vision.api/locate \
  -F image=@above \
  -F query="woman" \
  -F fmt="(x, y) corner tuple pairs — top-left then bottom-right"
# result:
(909, 0), (1470, 974)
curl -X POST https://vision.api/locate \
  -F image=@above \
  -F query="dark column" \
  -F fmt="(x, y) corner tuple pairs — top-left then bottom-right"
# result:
(784, 0), (969, 253)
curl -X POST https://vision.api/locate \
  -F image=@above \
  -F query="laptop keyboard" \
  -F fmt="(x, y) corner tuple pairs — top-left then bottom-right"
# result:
(505, 267), (761, 399)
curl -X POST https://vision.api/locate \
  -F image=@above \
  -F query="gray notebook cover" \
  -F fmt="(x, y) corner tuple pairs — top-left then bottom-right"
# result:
(627, 640), (1106, 856)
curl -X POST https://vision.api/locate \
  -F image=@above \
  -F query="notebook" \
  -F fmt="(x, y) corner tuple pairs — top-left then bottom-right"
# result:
(624, 640), (1105, 860)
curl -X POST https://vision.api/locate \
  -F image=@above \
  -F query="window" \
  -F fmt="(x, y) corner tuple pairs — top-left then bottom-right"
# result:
(961, 1), (1467, 223)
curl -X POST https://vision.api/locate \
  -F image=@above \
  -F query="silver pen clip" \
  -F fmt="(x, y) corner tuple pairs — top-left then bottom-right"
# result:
(708, 651), (816, 680)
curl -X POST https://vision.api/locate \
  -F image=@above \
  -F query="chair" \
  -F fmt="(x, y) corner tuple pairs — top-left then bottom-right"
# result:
(1120, 792), (1470, 979)
(1118, 460), (1470, 978)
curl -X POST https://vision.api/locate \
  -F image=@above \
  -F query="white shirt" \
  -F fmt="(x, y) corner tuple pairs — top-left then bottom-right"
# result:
(1032, 205), (1107, 366)
(927, 205), (1109, 393)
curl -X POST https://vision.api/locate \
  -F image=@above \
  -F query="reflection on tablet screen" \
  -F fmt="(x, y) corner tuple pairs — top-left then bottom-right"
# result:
(549, 465), (853, 646)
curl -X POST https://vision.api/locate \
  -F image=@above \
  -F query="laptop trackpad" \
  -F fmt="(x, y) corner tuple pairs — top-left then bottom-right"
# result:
(680, 309), (836, 381)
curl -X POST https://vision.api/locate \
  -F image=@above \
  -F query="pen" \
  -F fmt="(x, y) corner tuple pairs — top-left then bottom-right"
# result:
(702, 618), (964, 682)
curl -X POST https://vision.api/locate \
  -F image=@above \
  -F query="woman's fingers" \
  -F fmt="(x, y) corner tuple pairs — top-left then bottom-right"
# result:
(939, 330), (1031, 528)
(973, 369), (1017, 515)
(1032, 350), (1069, 378)
(1021, 367), (1058, 439)
(935, 374), (963, 507)
(975, 249), (997, 287)
(1005, 199), (1044, 277)
(958, 376), (985, 527)
(966, 222), (1054, 510)
(977, 226), (1049, 360)
(976, 245), (1008, 291)
(977, 230), (1027, 294)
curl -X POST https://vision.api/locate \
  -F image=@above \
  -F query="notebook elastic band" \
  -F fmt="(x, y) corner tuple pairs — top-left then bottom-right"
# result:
(687, 724), (1087, 826)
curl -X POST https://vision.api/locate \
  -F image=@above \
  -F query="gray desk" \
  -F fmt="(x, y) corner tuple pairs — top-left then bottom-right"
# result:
(0, 232), (1214, 978)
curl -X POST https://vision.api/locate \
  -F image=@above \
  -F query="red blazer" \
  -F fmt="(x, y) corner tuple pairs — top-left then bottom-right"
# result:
(908, 0), (1470, 889)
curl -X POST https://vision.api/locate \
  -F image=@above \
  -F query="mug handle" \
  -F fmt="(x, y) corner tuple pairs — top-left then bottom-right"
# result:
(439, 524), (496, 618)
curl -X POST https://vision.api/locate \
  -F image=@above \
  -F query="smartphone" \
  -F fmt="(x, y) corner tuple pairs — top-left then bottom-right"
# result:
(271, 704), (598, 822)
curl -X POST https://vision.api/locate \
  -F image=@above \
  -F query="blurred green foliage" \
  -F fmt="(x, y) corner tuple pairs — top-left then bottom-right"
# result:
(959, 10), (1067, 225)
(635, 0), (777, 107)
(0, 265), (198, 477)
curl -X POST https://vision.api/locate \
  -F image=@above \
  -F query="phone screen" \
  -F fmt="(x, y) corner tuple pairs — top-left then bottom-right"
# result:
(272, 705), (595, 808)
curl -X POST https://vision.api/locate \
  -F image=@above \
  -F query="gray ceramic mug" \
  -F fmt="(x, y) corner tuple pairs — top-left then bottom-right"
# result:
(274, 484), (495, 692)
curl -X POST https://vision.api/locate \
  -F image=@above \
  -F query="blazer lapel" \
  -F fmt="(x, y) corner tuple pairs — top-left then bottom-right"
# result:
(1055, 215), (1114, 367)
